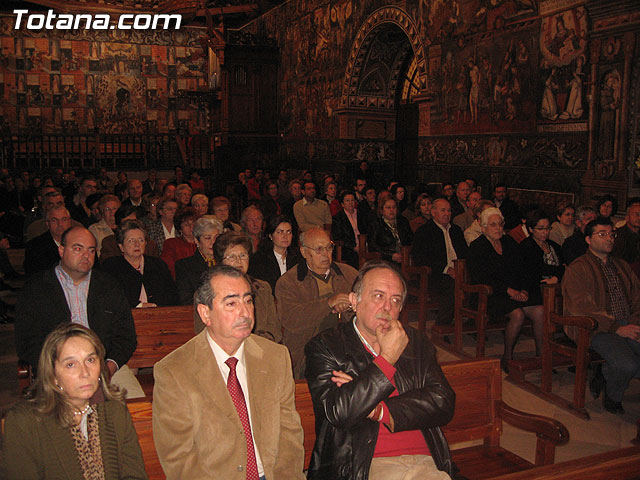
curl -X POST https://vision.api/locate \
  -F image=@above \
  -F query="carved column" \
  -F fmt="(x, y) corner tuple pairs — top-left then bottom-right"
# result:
(617, 32), (636, 173)
(586, 39), (601, 175)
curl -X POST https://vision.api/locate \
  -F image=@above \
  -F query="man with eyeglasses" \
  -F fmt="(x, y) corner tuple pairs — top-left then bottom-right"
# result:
(562, 217), (640, 414)
(276, 227), (358, 378)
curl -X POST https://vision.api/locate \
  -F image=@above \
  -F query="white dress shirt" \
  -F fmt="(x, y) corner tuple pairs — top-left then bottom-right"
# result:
(434, 221), (458, 273)
(206, 333), (265, 477)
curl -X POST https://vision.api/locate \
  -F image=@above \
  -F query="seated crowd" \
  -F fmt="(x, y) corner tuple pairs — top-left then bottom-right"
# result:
(2, 164), (640, 479)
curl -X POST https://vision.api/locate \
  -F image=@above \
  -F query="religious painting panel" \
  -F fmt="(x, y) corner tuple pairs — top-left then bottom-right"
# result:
(429, 26), (539, 135)
(0, 17), (207, 134)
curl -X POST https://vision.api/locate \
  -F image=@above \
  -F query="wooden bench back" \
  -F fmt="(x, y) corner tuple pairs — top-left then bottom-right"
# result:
(294, 358), (502, 470)
(127, 400), (165, 480)
(128, 305), (195, 370)
(442, 358), (502, 445)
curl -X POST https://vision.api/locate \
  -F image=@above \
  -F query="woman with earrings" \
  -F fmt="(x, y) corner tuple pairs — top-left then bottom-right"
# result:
(2, 323), (148, 479)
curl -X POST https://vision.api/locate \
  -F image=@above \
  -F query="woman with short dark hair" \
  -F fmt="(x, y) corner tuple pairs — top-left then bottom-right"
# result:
(520, 209), (564, 305)
(368, 197), (413, 263)
(101, 219), (178, 308)
(160, 207), (198, 278)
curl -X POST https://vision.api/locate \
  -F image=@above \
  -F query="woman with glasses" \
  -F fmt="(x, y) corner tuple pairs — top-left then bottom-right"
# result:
(101, 219), (178, 308)
(468, 208), (544, 372)
(199, 231), (282, 343)
(249, 215), (300, 293)
(520, 210), (565, 305)
(549, 201), (576, 246)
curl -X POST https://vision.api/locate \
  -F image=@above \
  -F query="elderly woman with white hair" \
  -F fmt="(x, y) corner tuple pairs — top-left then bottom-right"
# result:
(175, 215), (223, 305)
(467, 207), (544, 373)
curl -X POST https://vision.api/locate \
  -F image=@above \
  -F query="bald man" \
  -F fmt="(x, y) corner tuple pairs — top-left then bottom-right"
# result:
(411, 199), (468, 325)
(122, 179), (144, 207)
(276, 228), (358, 378)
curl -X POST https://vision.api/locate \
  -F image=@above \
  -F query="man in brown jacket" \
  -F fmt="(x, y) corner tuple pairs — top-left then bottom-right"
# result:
(562, 217), (640, 414)
(276, 228), (358, 378)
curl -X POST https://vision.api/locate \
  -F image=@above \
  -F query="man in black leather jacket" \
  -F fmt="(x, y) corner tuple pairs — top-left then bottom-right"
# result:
(304, 260), (455, 480)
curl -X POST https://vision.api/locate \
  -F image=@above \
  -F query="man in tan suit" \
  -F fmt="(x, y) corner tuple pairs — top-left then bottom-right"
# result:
(153, 265), (305, 480)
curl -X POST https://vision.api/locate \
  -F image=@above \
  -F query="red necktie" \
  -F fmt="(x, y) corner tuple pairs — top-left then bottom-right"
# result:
(225, 357), (260, 480)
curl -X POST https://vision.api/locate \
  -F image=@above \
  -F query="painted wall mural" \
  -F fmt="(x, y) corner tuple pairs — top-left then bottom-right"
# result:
(245, 0), (600, 188)
(0, 18), (208, 135)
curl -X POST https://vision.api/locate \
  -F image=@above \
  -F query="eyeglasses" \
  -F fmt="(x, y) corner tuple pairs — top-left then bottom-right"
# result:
(125, 238), (146, 245)
(224, 253), (249, 262)
(592, 231), (617, 239)
(304, 243), (335, 255)
(486, 221), (505, 228)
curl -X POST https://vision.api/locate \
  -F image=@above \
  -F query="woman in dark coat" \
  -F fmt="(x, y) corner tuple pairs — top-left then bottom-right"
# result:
(249, 214), (300, 293)
(519, 209), (565, 305)
(2, 323), (147, 480)
(468, 208), (544, 371)
(101, 219), (178, 308)
(368, 197), (413, 263)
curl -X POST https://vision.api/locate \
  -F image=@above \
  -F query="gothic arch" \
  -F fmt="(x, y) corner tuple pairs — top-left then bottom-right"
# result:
(340, 6), (428, 110)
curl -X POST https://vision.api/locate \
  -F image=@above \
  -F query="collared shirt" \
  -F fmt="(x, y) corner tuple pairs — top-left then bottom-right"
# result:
(162, 222), (176, 240)
(55, 264), (91, 329)
(433, 221), (458, 273)
(133, 255), (148, 305)
(596, 256), (631, 325)
(206, 332), (265, 477)
(344, 209), (360, 245)
(274, 249), (287, 276)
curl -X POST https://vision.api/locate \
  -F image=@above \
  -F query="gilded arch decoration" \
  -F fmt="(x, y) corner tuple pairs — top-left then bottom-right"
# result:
(340, 6), (428, 110)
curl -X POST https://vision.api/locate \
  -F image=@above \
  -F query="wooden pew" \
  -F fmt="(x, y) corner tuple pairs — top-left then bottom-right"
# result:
(486, 445), (640, 480)
(17, 306), (195, 396)
(294, 358), (569, 478)
(431, 259), (503, 358)
(129, 305), (196, 398)
(357, 233), (382, 268)
(400, 245), (439, 333)
(127, 400), (165, 480)
(506, 284), (600, 420)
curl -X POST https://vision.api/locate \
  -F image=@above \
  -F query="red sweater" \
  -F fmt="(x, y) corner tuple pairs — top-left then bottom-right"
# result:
(160, 237), (197, 278)
(369, 354), (431, 458)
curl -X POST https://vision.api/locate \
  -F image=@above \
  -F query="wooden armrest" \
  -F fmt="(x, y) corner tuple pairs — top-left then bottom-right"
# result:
(497, 400), (568, 445)
(461, 284), (493, 296)
(404, 265), (431, 276)
(550, 314), (597, 330)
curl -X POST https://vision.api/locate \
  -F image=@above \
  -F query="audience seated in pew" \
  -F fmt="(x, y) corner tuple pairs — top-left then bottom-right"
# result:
(101, 205), (159, 263)
(276, 227), (357, 379)
(159, 207), (198, 279)
(152, 265), (306, 479)
(562, 216), (640, 415)
(175, 216), (222, 305)
(248, 214), (300, 294)
(100, 219), (178, 309)
(194, 231), (282, 343)
(304, 260), (456, 479)
(468, 208), (544, 372)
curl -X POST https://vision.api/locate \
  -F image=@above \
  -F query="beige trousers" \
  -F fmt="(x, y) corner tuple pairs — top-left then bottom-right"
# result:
(369, 455), (451, 480)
